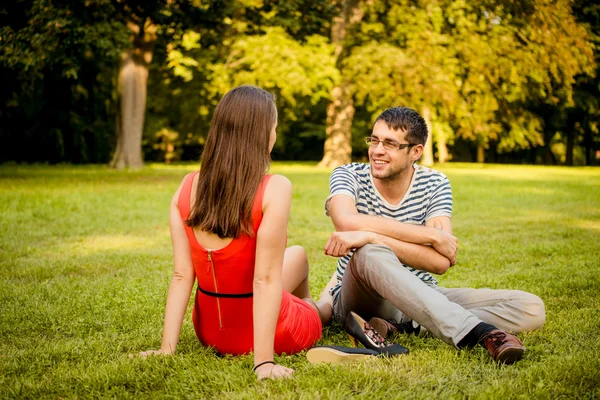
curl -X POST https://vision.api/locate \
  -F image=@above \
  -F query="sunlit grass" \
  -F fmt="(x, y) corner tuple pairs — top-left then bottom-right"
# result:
(1, 162), (599, 399)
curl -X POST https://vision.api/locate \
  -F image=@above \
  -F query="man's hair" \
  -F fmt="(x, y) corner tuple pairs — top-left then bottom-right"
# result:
(374, 107), (428, 145)
(186, 85), (277, 238)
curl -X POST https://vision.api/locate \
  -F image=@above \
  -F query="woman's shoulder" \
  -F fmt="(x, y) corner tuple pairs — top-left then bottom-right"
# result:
(261, 174), (292, 208)
(265, 173), (291, 188)
(171, 171), (199, 206)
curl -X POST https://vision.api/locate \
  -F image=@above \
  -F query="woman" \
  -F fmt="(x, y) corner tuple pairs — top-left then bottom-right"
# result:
(140, 85), (331, 380)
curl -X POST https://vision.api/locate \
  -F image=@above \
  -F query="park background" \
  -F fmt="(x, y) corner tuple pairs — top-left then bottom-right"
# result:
(1, 0), (599, 399)
(1, 0), (599, 168)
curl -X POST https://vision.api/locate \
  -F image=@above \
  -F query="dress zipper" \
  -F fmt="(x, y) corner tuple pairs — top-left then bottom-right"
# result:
(208, 250), (224, 329)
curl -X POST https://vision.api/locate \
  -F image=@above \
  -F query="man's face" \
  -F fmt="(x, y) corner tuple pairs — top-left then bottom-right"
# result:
(368, 120), (418, 181)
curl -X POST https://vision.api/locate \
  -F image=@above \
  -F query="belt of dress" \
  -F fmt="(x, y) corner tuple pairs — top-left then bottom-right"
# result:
(197, 286), (253, 298)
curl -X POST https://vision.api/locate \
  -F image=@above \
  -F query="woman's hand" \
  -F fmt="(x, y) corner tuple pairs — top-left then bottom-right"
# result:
(255, 363), (294, 380)
(135, 349), (171, 359)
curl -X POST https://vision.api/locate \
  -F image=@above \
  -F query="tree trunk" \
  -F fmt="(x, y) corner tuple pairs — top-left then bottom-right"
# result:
(421, 105), (434, 166)
(318, 84), (354, 167)
(109, 20), (156, 169)
(543, 145), (556, 165)
(541, 128), (556, 165)
(437, 132), (448, 164)
(563, 111), (576, 166)
(318, 0), (363, 169)
(583, 126), (592, 165)
(477, 145), (485, 163)
(565, 128), (574, 166)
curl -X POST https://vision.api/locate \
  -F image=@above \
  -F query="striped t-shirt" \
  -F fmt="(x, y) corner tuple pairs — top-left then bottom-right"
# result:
(325, 163), (453, 298)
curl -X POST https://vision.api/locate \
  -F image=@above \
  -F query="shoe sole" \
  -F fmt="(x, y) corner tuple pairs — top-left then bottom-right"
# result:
(369, 317), (390, 339)
(306, 347), (376, 364)
(496, 346), (525, 365)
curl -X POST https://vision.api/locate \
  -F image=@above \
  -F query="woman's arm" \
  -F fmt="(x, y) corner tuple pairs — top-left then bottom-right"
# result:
(140, 178), (196, 357)
(252, 174), (294, 379)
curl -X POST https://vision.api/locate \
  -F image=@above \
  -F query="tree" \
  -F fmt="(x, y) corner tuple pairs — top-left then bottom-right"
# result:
(318, 0), (595, 166)
(143, 0), (339, 163)
(0, 0), (129, 163)
(109, 0), (231, 169)
(446, 0), (595, 163)
(208, 27), (338, 123)
(110, 18), (157, 169)
(318, 0), (362, 169)
(566, 0), (599, 165)
(334, 1), (462, 166)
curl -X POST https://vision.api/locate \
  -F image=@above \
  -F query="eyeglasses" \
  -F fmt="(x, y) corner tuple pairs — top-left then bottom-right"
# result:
(365, 136), (418, 151)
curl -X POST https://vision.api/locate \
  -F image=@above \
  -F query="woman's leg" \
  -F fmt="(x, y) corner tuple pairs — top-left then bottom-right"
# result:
(282, 245), (310, 297)
(282, 246), (333, 325)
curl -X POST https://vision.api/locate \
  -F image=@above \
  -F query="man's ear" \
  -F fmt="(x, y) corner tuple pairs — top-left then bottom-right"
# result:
(411, 144), (424, 162)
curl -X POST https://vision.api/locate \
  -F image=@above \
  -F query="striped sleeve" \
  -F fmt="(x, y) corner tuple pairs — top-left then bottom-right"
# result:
(325, 166), (359, 216)
(425, 175), (453, 221)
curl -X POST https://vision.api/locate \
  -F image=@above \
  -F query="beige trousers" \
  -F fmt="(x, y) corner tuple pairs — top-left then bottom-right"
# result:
(333, 244), (546, 347)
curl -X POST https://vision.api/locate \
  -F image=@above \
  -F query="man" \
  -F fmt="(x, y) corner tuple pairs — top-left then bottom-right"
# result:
(322, 107), (545, 364)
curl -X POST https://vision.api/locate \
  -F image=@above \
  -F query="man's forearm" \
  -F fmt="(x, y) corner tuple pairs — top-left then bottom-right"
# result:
(371, 233), (451, 275)
(327, 196), (457, 263)
(334, 212), (439, 246)
(319, 271), (338, 299)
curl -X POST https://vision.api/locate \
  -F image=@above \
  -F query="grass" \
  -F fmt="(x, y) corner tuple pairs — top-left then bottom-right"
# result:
(1, 162), (599, 399)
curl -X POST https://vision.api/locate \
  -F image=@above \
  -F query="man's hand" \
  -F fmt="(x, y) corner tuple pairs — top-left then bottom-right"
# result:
(324, 231), (377, 257)
(431, 222), (458, 266)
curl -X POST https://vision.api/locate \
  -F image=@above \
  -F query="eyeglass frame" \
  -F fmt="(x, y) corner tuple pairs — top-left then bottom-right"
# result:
(365, 136), (418, 151)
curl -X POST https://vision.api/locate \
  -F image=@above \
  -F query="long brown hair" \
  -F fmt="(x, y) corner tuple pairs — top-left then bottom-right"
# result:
(186, 85), (276, 238)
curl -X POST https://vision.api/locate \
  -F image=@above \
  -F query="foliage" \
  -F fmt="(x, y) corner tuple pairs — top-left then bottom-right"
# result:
(144, 1), (338, 162)
(338, 0), (596, 159)
(565, 0), (600, 165)
(0, 0), (598, 165)
(0, 0), (129, 163)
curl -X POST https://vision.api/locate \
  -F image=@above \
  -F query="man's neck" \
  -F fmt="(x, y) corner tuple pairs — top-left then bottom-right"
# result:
(373, 165), (416, 206)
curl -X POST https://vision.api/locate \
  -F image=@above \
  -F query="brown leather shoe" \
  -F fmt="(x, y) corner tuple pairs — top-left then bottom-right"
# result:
(483, 330), (525, 364)
(369, 317), (420, 339)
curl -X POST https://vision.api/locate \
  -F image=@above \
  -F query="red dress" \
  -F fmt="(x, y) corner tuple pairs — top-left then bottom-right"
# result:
(178, 172), (322, 355)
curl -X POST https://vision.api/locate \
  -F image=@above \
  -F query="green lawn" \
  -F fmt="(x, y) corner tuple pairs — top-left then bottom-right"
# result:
(1, 162), (599, 399)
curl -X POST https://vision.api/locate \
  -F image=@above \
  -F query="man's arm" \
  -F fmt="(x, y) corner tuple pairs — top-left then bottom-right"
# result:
(327, 195), (458, 262)
(324, 229), (452, 275)
(382, 216), (455, 273)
